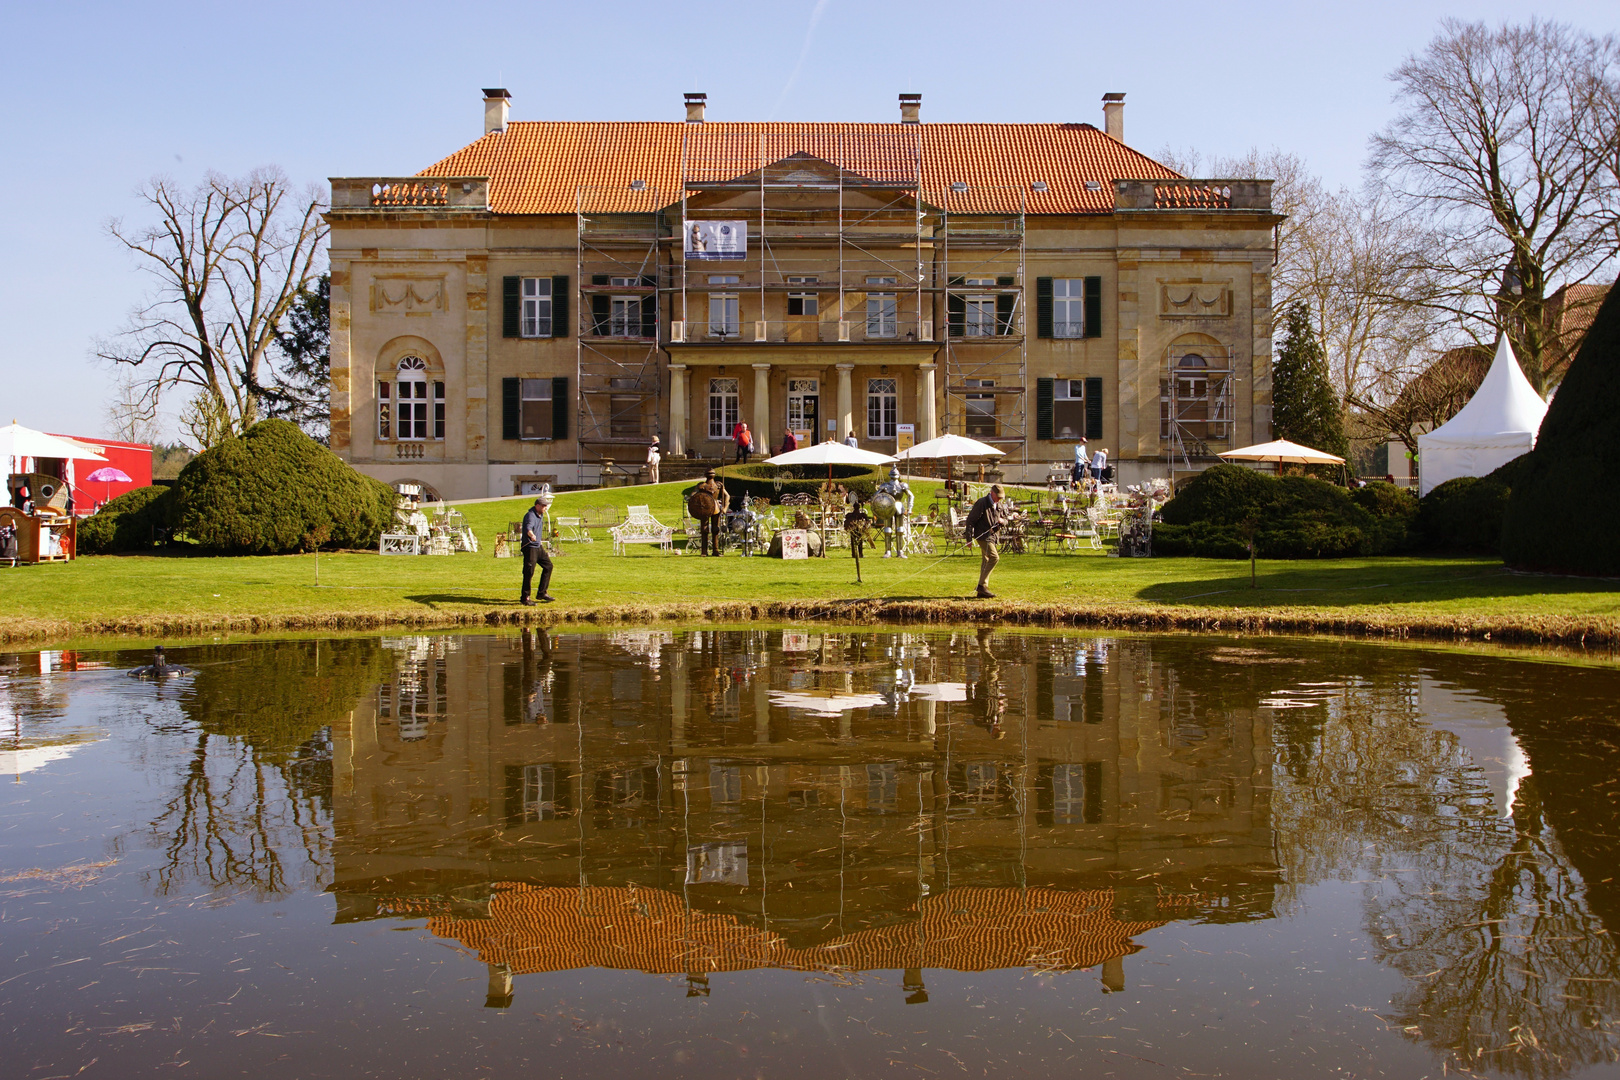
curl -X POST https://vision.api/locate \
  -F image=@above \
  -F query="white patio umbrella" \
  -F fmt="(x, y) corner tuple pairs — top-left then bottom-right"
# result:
(0, 423), (108, 468)
(763, 441), (897, 480)
(1218, 439), (1344, 468)
(892, 433), (1006, 461)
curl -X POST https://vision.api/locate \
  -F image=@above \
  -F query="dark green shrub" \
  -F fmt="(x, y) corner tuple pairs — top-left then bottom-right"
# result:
(173, 418), (397, 554)
(78, 485), (175, 554)
(1160, 464), (1273, 526)
(712, 463), (888, 506)
(1414, 453), (1530, 554)
(1350, 481), (1418, 520)
(1503, 275), (1620, 574)
(1156, 463), (1395, 558)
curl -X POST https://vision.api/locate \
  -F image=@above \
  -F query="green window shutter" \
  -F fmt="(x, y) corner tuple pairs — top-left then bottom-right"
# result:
(551, 376), (569, 440)
(1035, 378), (1054, 440)
(502, 277), (520, 338)
(640, 275), (657, 338)
(1084, 377), (1103, 439)
(591, 295), (610, 336)
(1035, 662), (1054, 723)
(1035, 278), (1053, 338)
(946, 276), (964, 338)
(551, 275), (569, 338)
(502, 377), (520, 440)
(1084, 276), (1102, 338)
(996, 277), (1016, 336)
(591, 274), (610, 285)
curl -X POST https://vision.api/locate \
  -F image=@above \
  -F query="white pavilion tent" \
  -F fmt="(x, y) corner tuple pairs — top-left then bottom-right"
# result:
(1417, 337), (1548, 496)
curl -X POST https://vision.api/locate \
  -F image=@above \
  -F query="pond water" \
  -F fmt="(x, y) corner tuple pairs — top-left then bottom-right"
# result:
(3, 630), (1619, 1079)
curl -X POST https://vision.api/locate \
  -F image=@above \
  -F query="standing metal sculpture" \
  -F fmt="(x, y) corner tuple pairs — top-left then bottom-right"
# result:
(872, 467), (915, 559)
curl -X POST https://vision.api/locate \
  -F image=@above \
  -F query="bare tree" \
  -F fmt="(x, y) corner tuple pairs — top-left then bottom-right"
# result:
(100, 169), (328, 442)
(103, 368), (162, 445)
(1370, 18), (1620, 394)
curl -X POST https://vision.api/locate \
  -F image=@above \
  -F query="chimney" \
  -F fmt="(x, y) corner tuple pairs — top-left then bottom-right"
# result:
(483, 88), (511, 135)
(899, 93), (921, 124)
(1102, 93), (1125, 142)
(684, 92), (707, 123)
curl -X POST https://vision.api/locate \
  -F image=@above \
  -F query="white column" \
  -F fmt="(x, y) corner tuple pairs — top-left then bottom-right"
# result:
(667, 364), (688, 457)
(917, 363), (938, 441)
(836, 363), (855, 443)
(752, 363), (773, 452)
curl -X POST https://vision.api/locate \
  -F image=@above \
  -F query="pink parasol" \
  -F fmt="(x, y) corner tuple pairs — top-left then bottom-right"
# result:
(85, 466), (132, 505)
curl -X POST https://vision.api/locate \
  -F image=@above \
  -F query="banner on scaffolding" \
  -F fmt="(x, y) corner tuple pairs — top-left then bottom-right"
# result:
(683, 220), (747, 260)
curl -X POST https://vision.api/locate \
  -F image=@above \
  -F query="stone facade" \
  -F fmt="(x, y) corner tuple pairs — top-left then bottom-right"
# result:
(329, 95), (1278, 500)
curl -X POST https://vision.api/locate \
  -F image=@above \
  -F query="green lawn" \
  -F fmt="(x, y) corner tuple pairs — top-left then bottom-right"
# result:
(3, 479), (1617, 645)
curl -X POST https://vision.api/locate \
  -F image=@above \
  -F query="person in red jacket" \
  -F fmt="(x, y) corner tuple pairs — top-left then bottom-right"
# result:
(779, 429), (798, 455)
(732, 420), (752, 464)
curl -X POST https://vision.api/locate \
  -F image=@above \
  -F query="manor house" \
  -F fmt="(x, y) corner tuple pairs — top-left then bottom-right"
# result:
(328, 90), (1278, 499)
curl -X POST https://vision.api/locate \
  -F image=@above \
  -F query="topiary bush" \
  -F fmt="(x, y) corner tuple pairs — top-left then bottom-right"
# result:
(1502, 274), (1620, 575)
(172, 418), (397, 554)
(77, 485), (175, 554)
(712, 463), (888, 506)
(1413, 454), (1530, 554)
(1154, 463), (1395, 558)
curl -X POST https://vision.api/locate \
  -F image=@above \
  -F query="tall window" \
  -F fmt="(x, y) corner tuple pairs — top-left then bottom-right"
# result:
(609, 277), (642, 338)
(519, 379), (553, 440)
(708, 378), (740, 439)
(522, 764), (566, 821)
(963, 378), (997, 438)
(520, 278), (553, 337)
(1053, 379), (1086, 439)
(1052, 279), (1086, 338)
(787, 276), (818, 316)
(964, 278), (997, 337)
(382, 356), (443, 441)
(708, 275), (739, 337)
(866, 276), (897, 338)
(867, 378), (898, 439)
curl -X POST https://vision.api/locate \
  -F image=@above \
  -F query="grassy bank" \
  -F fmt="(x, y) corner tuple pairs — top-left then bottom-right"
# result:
(3, 482), (1617, 649)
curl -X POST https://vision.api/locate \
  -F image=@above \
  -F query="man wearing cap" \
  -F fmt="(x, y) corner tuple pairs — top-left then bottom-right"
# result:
(963, 484), (1009, 599)
(519, 496), (555, 605)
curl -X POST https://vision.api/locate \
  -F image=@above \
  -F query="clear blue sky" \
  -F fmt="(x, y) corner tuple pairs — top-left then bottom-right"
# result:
(2, 0), (1613, 440)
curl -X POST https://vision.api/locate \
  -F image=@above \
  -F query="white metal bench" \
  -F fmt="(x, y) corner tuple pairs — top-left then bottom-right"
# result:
(610, 505), (675, 555)
(553, 516), (592, 544)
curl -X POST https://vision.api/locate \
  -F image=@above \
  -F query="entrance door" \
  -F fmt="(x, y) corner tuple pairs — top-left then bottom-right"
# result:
(787, 379), (820, 446)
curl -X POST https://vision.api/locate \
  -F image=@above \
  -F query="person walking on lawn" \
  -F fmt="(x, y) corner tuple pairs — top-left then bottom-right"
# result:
(519, 496), (555, 605)
(963, 484), (1010, 599)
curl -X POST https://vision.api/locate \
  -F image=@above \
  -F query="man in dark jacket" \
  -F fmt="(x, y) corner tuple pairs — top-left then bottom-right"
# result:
(519, 496), (555, 605)
(962, 484), (1008, 598)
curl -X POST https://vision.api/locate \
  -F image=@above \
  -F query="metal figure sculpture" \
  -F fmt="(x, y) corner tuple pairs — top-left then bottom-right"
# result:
(872, 467), (915, 559)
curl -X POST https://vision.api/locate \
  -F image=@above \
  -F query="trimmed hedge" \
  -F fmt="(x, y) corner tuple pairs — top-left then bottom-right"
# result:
(1154, 463), (1404, 558)
(1502, 274), (1620, 575)
(710, 463), (888, 506)
(1411, 453), (1531, 554)
(173, 419), (397, 554)
(78, 485), (174, 554)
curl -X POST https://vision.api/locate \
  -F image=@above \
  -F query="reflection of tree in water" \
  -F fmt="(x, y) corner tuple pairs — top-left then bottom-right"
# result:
(144, 639), (386, 898)
(1270, 666), (1620, 1077)
(1370, 779), (1620, 1078)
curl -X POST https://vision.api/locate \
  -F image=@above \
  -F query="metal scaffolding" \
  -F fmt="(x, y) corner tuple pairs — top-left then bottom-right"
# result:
(574, 185), (672, 465)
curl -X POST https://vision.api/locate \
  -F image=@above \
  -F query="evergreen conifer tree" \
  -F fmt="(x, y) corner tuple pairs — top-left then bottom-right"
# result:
(1272, 301), (1349, 461)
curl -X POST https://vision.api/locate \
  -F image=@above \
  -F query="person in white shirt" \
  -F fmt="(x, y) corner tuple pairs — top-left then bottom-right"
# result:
(1090, 447), (1108, 483)
(844, 432), (858, 448)
(1072, 437), (1089, 488)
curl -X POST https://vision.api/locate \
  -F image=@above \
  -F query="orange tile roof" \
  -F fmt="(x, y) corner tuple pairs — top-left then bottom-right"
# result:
(428, 883), (1164, 976)
(419, 122), (1180, 216)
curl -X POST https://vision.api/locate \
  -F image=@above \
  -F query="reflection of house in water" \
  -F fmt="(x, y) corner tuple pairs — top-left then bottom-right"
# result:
(331, 630), (1277, 1003)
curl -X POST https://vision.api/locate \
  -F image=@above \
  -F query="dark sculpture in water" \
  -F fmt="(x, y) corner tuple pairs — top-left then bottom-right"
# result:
(129, 645), (190, 679)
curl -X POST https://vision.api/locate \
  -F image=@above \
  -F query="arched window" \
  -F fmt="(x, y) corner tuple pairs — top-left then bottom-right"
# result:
(379, 356), (444, 441)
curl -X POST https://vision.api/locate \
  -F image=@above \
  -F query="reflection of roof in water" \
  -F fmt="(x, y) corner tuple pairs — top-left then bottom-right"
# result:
(428, 884), (1164, 975)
